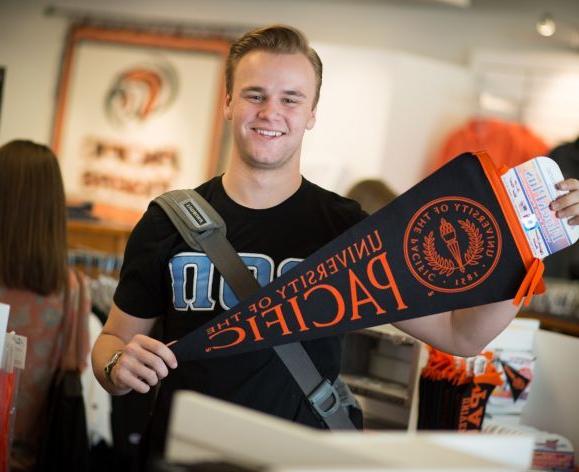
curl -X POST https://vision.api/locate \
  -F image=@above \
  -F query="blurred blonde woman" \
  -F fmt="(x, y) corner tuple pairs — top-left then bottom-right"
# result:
(346, 178), (397, 214)
(0, 140), (89, 471)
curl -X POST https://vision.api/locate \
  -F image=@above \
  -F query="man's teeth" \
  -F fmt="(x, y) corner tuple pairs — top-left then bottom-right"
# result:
(255, 129), (283, 137)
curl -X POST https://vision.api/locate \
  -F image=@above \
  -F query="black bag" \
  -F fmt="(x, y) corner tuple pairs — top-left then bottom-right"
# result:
(35, 370), (90, 472)
(34, 269), (90, 471)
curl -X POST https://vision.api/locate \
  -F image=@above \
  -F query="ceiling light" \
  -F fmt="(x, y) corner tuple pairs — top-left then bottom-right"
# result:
(537, 13), (556, 37)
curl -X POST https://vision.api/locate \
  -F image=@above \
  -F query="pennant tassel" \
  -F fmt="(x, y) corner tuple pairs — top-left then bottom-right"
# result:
(513, 258), (545, 307)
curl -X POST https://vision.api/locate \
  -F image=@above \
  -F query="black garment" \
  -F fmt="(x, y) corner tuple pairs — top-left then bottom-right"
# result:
(35, 371), (90, 472)
(546, 138), (579, 280)
(114, 176), (366, 453)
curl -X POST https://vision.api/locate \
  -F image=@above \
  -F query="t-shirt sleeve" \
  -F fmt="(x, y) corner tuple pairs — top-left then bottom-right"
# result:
(113, 206), (167, 318)
(332, 197), (369, 234)
(346, 200), (369, 225)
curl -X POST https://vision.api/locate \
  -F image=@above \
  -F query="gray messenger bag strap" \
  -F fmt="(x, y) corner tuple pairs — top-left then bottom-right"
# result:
(154, 189), (357, 430)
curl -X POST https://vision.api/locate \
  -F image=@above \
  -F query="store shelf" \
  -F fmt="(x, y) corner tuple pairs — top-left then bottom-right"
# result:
(342, 324), (425, 431)
(67, 219), (133, 255)
(360, 324), (417, 345)
(518, 311), (579, 338)
(342, 373), (409, 406)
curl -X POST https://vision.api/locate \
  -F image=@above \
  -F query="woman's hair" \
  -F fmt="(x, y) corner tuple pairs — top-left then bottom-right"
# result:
(346, 179), (397, 215)
(0, 140), (67, 295)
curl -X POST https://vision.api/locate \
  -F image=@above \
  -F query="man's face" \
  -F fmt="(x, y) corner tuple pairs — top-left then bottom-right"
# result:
(224, 50), (317, 170)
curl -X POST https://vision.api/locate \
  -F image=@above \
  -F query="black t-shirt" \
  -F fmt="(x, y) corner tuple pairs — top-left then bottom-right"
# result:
(114, 176), (366, 447)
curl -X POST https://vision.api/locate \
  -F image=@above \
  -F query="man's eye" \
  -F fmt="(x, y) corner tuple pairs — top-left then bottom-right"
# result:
(282, 97), (298, 105)
(248, 95), (264, 102)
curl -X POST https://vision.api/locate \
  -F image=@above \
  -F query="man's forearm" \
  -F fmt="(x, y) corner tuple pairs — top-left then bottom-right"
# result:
(394, 299), (521, 357)
(449, 299), (521, 356)
(92, 333), (132, 395)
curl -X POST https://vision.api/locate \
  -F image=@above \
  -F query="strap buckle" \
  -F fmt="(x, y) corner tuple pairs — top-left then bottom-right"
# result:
(308, 379), (341, 419)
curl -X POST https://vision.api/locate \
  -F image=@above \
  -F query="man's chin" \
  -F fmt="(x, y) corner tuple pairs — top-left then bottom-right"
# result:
(241, 153), (294, 171)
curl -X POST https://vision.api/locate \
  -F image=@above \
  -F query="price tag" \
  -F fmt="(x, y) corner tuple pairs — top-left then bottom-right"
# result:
(0, 303), (9, 368)
(11, 334), (27, 370)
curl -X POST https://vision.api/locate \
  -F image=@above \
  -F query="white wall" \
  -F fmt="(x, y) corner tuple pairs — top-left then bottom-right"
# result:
(301, 44), (474, 195)
(379, 54), (474, 194)
(0, 2), (68, 144)
(472, 49), (579, 148)
(522, 329), (579, 452)
(301, 44), (397, 193)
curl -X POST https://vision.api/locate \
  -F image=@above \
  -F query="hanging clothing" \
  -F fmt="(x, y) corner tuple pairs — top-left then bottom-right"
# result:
(81, 312), (112, 446)
(430, 118), (548, 172)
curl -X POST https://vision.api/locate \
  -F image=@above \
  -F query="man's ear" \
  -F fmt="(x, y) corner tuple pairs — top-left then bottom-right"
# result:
(224, 94), (232, 120)
(306, 106), (317, 130)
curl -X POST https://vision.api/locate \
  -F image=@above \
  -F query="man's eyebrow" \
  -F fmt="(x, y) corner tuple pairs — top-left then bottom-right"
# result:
(283, 90), (307, 98)
(240, 87), (307, 99)
(241, 86), (266, 94)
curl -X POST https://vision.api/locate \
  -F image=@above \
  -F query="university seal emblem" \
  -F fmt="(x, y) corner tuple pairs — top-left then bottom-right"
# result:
(403, 196), (502, 293)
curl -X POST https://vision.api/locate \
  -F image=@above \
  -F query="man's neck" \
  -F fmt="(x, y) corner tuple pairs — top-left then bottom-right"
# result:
(222, 159), (302, 209)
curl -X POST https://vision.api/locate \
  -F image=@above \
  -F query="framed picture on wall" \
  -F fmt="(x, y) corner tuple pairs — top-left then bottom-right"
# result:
(52, 24), (231, 224)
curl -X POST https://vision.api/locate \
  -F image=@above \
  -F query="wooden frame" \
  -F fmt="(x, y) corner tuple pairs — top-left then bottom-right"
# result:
(52, 24), (231, 224)
(0, 67), (5, 130)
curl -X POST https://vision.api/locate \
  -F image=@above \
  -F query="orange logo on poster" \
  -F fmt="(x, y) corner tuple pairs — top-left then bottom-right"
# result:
(105, 61), (178, 127)
(403, 196), (502, 293)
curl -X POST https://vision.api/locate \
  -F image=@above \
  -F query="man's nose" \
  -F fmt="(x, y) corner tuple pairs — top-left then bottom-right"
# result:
(257, 100), (280, 120)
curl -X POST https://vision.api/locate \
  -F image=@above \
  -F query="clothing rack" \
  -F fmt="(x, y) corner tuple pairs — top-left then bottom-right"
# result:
(68, 249), (123, 278)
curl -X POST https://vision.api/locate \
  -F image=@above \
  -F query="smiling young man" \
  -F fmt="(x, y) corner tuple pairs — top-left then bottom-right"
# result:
(92, 24), (579, 459)
(92, 26), (366, 458)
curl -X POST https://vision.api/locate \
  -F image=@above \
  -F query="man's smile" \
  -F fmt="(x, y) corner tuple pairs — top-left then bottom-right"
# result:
(252, 127), (286, 138)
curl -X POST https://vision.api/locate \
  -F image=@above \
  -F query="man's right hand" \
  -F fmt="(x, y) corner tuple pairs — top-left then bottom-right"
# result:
(109, 334), (178, 393)
(92, 303), (178, 395)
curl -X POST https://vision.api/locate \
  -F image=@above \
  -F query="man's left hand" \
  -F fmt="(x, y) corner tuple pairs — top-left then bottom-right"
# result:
(551, 178), (579, 226)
